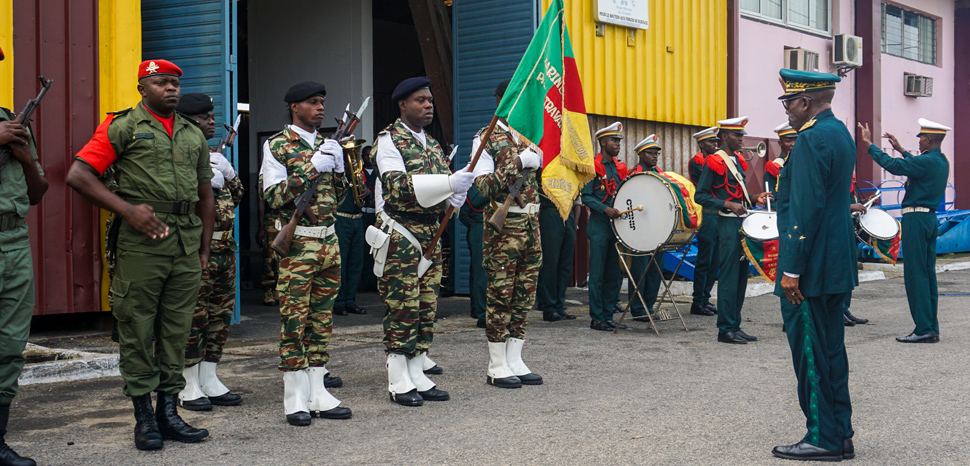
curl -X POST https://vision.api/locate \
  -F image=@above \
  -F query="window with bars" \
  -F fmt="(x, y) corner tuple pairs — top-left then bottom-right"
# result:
(881, 4), (936, 65)
(741, 0), (829, 34)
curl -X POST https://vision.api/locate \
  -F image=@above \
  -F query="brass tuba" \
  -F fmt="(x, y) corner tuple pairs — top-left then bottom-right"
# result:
(341, 138), (367, 207)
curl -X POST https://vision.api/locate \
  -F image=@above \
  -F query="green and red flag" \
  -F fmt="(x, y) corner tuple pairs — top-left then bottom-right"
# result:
(494, 0), (595, 221)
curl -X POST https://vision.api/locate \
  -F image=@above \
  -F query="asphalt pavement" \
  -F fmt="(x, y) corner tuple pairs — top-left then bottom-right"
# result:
(12, 268), (970, 465)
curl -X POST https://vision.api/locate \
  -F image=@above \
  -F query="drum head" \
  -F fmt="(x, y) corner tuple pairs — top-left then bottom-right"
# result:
(859, 208), (899, 240)
(611, 173), (677, 253)
(741, 211), (778, 241)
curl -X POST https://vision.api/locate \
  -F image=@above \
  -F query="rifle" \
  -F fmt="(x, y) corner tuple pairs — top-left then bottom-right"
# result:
(487, 168), (533, 233)
(0, 77), (54, 179)
(214, 114), (242, 154)
(271, 97), (370, 256)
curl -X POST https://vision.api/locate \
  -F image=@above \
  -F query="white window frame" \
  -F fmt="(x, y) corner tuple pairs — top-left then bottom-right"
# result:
(741, 0), (832, 37)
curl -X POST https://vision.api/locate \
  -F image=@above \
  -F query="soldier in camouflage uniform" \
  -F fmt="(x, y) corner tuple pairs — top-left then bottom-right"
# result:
(372, 77), (474, 406)
(259, 81), (351, 426)
(472, 79), (542, 389)
(258, 198), (281, 305)
(173, 94), (244, 412)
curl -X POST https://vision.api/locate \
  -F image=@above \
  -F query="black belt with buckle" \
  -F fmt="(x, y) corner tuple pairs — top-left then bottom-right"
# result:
(385, 207), (438, 224)
(126, 198), (196, 215)
(0, 214), (25, 231)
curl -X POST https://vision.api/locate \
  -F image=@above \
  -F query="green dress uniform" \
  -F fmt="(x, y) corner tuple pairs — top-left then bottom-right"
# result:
(335, 184), (365, 312)
(581, 154), (627, 324)
(688, 152), (719, 310)
(626, 163), (662, 317)
(775, 109), (858, 453)
(75, 102), (213, 398)
(459, 185), (488, 325)
(0, 108), (43, 405)
(536, 178), (576, 318)
(866, 145), (948, 335)
(359, 167), (378, 292)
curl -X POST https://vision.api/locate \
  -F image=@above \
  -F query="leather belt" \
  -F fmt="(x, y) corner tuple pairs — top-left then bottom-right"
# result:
(335, 212), (363, 220)
(901, 206), (932, 214)
(126, 198), (196, 215)
(507, 203), (540, 215)
(385, 207), (438, 224)
(212, 230), (233, 241)
(0, 215), (25, 231)
(274, 219), (335, 239)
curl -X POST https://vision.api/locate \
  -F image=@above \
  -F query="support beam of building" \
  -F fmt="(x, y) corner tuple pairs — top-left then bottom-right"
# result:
(954, 1), (970, 209)
(409, 0), (454, 144)
(854, 0), (882, 186)
(726, 0), (739, 117)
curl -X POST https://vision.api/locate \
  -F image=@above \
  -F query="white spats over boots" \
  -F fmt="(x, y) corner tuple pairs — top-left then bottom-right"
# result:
(178, 364), (212, 411)
(407, 353), (449, 401)
(387, 354), (422, 406)
(198, 361), (242, 406)
(422, 354), (442, 374)
(283, 370), (311, 426)
(306, 367), (351, 419)
(506, 337), (542, 385)
(486, 341), (522, 389)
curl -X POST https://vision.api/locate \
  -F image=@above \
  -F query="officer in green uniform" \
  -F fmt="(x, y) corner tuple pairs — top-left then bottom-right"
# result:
(334, 164), (369, 316)
(625, 135), (664, 321)
(68, 59), (212, 451)
(694, 117), (757, 344)
(771, 69), (857, 461)
(858, 118), (950, 343)
(0, 44), (49, 466)
(259, 81), (352, 426)
(459, 185), (489, 328)
(687, 127), (719, 317)
(582, 122), (629, 331)
(173, 93), (244, 412)
(536, 179), (579, 322)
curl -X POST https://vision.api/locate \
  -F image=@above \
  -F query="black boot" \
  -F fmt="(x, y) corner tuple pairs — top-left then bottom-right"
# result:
(155, 393), (209, 443)
(0, 404), (35, 466)
(130, 395), (163, 451)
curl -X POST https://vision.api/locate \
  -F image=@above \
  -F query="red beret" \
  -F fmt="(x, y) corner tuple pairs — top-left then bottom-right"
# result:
(138, 59), (182, 79)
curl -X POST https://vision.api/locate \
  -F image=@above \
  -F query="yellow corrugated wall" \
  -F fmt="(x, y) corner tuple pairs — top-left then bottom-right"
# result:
(543, 0), (727, 126)
(98, 0), (142, 311)
(0, 0), (13, 108)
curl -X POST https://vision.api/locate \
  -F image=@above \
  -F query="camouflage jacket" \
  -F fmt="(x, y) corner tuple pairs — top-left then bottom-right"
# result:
(260, 126), (347, 228)
(473, 124), (539, 230)
(211, 175), (244, 253)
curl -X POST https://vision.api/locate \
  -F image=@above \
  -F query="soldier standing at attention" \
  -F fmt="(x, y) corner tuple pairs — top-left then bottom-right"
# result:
(625, 135), (664, 321)
(334, 146), (370, 316)
(259, 81), (352, 426)
(858, 118), (950, 343)
(472, 79), (543, 389)
(694, 117), (757, 345)
(581, 122), (628, 331)
(173, 93), (244, 411)
(535, 182), (580, 322)
(67, 59), (212, 450)
(458, 184), (489, 329)
(373, 77), (474, 406)
(0, 44), (48, 466)
(687, 127), (719, 317)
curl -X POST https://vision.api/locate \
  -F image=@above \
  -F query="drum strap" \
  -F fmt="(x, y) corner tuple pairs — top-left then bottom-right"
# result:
(716, 150), (752, 206)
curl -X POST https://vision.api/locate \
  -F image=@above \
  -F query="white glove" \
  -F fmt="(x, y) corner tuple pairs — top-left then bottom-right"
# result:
(210, 152), (236, 180)
(311, 149), (336, 173)
(448, 168), (476, 194)
(518, 148), (541, 170)
(210, 166), (225, 189)
(449, 191), (467, 208)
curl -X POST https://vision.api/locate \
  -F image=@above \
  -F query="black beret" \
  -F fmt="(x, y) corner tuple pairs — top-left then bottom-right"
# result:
(284, 81), (327, 103)
(176, 93), (213, 115)
(495, 79), (511, 98)
(391, 76), (431, 102)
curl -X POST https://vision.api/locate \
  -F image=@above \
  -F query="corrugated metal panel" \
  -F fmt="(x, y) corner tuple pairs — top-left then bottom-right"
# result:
(543, 0), (727, 126)
(13, 0), (101, 314)
(587, 114), (704, 176)
(0, 0), (12, 107)
(452, 0), (536, 294)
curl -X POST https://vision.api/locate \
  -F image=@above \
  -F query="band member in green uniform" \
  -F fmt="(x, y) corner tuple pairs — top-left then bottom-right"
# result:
(858, 118), (950, 343)
(625, 135), (664, 321)
(459, 185), (489, 328)
(581, 122), (629, 331)
(536, 187), (580, 322)
(771, 69), (858, 461)
(765, 123), (796, 197)
(694, 117), (756, 344)
(843, 177), (869, 327)
(68, 59), (212, 450)
(688, 127), (719, 317)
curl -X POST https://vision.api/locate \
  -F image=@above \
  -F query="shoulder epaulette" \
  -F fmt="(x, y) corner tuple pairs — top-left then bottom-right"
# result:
(616, 162), (629, 180)
(267, 130), (285, 140)
(109, 108), (132, 116)
(738, 155), (749, 172)
(799, 119), (816, 131)
(706, 154), (726, 175)
(377, 121), (397, 137)
(176, 112), (201, 127)
(765, 160), (782, 177)
(691, 153), (706, 166)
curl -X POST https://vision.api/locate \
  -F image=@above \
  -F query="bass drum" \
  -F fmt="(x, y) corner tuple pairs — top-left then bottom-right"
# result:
(611, 172), (695, 254)
(857, 207), (899, 242)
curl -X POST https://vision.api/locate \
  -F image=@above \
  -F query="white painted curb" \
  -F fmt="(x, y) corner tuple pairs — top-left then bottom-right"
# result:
(19, 344), (119, 386)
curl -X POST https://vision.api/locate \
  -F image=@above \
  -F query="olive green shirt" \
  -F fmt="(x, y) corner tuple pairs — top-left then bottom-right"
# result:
(0, 107), (44, 252)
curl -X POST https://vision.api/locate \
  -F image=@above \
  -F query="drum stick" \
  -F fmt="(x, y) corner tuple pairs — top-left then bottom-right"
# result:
(617, 205), (644, 216)
(764, 182), (771, 212)
(863, 192), (882, 209)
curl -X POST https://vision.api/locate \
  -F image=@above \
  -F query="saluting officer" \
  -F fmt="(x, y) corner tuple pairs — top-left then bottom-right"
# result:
(173, 93), (244, 412)
(625, 135), (664, 321)
(68, 59), (212, 450)
(687, 127), (719, 317)
(858, 118), (950, 343)
(582, 122), (629, 331)
(0, 44), (48, 466)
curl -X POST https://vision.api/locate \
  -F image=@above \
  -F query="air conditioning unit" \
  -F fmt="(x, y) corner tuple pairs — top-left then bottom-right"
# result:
(833, 33), (863, 67)
(784, 48), (820, 72)
(904, 73), (933, 97)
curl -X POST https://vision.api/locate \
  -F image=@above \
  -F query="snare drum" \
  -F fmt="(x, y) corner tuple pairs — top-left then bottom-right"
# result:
(611, 172), (698, 253)
(740, 210), (780, 283)
(856, 207), (899, 242)
(740, 211), (778, 241)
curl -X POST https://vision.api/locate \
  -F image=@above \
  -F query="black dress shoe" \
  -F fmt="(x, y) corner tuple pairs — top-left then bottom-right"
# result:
(389, 389), (424, 406)
(896, 332), (939, 343)
(845, 312), (868, 325)
(286, 412), (311, 426)
(844, 315), (855, 326)
(690, 303), (715, 316)
(771, 441), (842, 461)
(418, 388), (450, 401)
(487, 374), (522, 389)
(543, 311), (564, 322)
(613, 303), (625, 314)
(179, 397), (213, 412)
(209, 392), (242, 406)
(705, 303), (718, 314)
(155, 393), (209, 443)
(517, 373), (543, 385)
(476, 320), (487, 329)
(560, 311), (577, 320)
(605, 320), (628, 330)
(313, 406), (352, 419)
(324, 374), (343, 388)
(332, 306), (349, 316)
(590, 320), (613, 332)
(842, 438), (854, 459)
(346, 304), (367, 315)
(423, 365), (443, 375)
(132, 394), (163, 451)
(717, 332), (747, 344)
(735, 330), (757, 341)
(0, 443), (35, 466)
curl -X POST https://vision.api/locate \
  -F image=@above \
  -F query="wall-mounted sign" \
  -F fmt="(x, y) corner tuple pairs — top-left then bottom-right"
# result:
(597, 0), (649, 30)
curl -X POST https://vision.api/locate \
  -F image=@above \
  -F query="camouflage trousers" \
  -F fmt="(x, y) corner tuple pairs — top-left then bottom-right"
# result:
(483, 218), (542, 342)
(378, 227), (442, 358)
(261, 216), (280, 303)
(277, 235), (341, 371)
(184, 250), (235, 366)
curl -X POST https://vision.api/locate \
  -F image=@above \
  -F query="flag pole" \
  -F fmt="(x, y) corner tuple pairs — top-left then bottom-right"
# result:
(423, 114), (500, 263)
